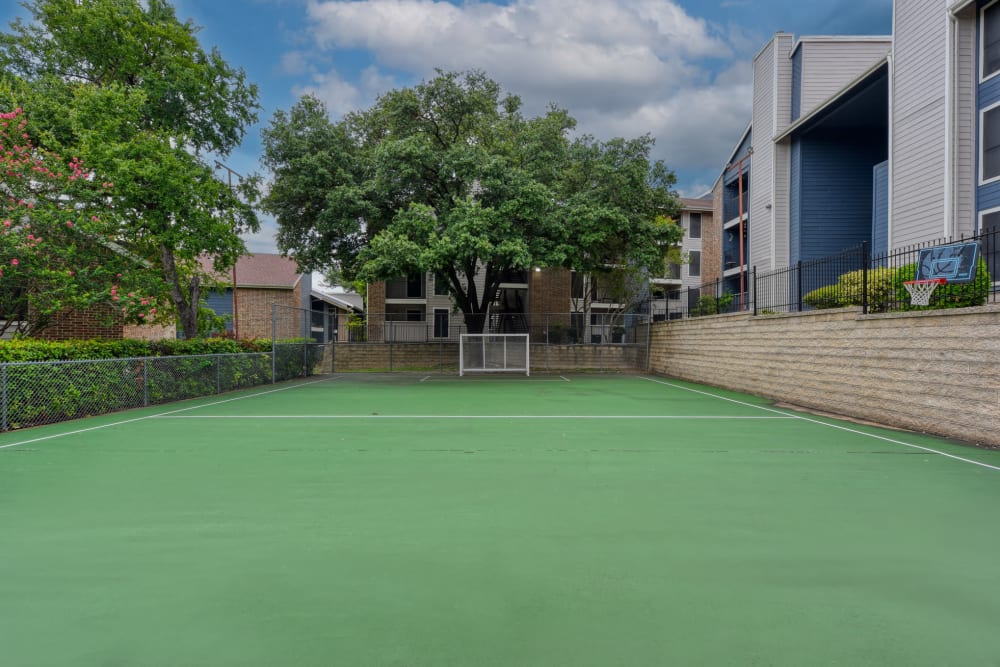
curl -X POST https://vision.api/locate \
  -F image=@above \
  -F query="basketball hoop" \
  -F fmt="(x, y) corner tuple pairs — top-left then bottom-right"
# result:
(903, 278), (946, 306)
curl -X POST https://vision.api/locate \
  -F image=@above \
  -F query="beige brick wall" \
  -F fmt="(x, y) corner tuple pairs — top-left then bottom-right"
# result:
(35, 306), (124, 340)
(237, 287), (299, 340)
(330, 342), (642, 373)
(648, 306), (1000, 447)
(530, 268), (570, 316)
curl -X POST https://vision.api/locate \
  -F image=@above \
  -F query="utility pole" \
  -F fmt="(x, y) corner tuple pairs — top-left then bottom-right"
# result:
(215, 161), (243, 339)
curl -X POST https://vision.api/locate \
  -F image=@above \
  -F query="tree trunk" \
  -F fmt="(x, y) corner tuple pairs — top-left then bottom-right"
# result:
(160, 244), (200, 339)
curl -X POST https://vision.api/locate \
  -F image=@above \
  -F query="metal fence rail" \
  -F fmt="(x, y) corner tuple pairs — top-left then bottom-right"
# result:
(326, 312), (650, 345)
(0, 347), (323, 432)
(658, 227), (998, 319)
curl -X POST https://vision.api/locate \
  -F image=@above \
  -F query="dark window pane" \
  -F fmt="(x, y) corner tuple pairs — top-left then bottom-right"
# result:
(689, 212), (702, 239)
(985, 107), (1000, 180)
(985, 4), (1000, 78)
(689, 251), (701, 277)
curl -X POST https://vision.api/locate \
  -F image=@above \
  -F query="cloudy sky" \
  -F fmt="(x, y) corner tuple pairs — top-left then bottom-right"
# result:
(2, 0), (892, 253)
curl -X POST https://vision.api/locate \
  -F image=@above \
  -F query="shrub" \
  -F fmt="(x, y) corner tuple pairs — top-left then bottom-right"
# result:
(802, 284), (841, 309)
(894, 259), (991, 310)
(691, 292), (734, 317)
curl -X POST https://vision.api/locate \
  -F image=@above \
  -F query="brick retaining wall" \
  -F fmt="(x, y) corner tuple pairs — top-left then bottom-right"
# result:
(648, 306), (1000, 447)
(330, 342), (643, 373)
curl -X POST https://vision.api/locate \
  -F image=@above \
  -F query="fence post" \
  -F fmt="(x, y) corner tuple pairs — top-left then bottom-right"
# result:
(2, 364), (7, 432)
(271, 303), (277, 383)
(862, 241), (870, 314)
(143, 358), (149, 407)
(796, 261), (803, 312)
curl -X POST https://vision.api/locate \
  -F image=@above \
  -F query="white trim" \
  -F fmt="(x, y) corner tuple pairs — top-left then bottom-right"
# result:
(887, 50), (894, 250)
(977, 204), (1000, 233)
(946, 11), (955, 239)
(980, 0), (1000, 84)
(978, 98), (1000, 185)
(789, 35), (893, 59)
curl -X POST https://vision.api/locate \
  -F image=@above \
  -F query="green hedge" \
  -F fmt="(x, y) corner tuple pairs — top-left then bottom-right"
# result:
(894, 259), (991, 310)
(803, 261), (991, 312)
(0, 337), (324, 430)
(0, 337), (273, 363)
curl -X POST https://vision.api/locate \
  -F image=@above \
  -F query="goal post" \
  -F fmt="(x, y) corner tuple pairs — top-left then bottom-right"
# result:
(459, 334), (530, 376)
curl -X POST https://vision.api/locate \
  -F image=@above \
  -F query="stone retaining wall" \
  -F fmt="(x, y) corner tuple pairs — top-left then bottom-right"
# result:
(648, 306), (1000, 447)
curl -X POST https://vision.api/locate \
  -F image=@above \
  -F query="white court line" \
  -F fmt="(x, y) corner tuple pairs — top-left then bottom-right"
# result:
(640, 377), (1000, 473)
(559, 376), (571, 382)
(0, 375), (344, 452)
(157, 414), (795, 420)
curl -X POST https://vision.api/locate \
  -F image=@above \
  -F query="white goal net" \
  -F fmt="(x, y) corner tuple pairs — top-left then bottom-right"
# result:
(459, 334), (530, 376)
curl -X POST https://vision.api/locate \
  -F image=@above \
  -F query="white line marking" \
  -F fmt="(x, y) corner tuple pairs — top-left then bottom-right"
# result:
(157, 414), (795, 420)
(560, 376), (571, 382)
(419, 376), (431, 382)
(640, 377), (1000, 472)
(0, 376), (343, 451)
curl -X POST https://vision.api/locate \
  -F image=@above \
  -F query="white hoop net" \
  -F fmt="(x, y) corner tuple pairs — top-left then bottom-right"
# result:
(903, 280), (943, 306)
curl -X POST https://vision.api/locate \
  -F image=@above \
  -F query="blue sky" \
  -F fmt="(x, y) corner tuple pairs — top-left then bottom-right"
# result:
(3, 0), (893, 253)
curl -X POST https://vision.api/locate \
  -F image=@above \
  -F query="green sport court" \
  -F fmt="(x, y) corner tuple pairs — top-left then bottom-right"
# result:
(2, 373), (999, 666)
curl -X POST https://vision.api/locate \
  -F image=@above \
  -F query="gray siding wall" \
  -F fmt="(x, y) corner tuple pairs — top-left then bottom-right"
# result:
(892, 0), (948, 247)
(750, 40), (775, 271)
(798, 40), (892, 119)
(954, 9), (977, 237)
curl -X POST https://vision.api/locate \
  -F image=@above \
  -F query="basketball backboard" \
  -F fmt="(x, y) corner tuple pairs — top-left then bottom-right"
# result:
(914, 242), (980, 283)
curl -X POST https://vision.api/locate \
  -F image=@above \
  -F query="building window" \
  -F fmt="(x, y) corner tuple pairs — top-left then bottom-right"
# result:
(666, 263), (681, 280)
(983, 104), (1000, 182)
(433, 308), (449, 338)
(668, 289), (680, 301)
(570, 271), (584, 299)
(406, 273), (424, 298)
(433, 273), (450, 296)
(688, 251), (701, 277)
(984, 1), (1000, 80)
(688, 212), (702, 239)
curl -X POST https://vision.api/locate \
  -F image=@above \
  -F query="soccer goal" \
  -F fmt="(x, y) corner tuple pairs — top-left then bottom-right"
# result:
(459, 334), (530, 376)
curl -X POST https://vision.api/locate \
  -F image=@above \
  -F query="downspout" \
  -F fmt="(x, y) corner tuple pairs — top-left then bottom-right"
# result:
(887, 50), (895, 251)
(944, 11), (955, 239)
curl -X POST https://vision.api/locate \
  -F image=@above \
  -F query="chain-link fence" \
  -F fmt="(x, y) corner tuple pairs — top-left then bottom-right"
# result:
(0, 347), (329, 432)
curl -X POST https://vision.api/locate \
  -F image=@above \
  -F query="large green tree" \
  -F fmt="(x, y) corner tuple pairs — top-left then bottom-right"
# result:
(262, 70), (681, 332)
(0, 0), (260, 338)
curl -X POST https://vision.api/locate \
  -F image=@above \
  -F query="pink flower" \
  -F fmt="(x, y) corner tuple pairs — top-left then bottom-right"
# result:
(66, 221), (73, 227)
(149, 308), (156, 314)
(138, 313), (145, 318)
(140, 299), (148, 305)
(112, 295), (119, 301)
(128, 292), (135, 297)
(10, 258), (18, 266)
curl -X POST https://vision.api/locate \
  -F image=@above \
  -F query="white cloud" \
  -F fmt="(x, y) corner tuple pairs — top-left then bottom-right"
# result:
(304, 0), (730, 114)
(294, 0), (755, 191)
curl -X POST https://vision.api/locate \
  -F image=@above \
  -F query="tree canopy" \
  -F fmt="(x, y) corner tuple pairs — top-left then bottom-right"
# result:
(264, 70), (682, 331)
(0, 0), (260, 338)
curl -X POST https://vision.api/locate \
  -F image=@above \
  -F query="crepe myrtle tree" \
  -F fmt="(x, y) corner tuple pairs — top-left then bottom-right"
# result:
(0, 0), (261, 338)
(262, 70), (682, 333)
(0, 105), (162, 337)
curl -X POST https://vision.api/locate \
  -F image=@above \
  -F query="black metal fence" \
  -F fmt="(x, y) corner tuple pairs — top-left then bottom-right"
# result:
(336, 312), (649, 345)
(658, 227), (998, 319)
